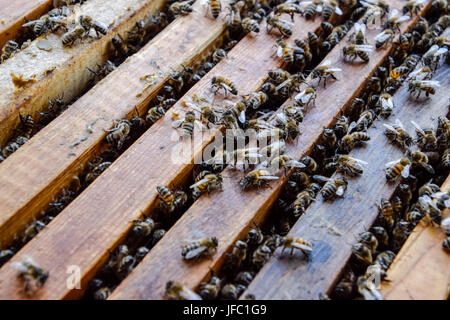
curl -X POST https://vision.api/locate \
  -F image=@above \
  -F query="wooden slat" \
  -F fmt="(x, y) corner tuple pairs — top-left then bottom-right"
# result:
(380, 176), (450, 300)
(110, 0), (430, 300)
(0, 0), (166, 146)
(0, 1), (229, 248)
(0, 12), (325, 300)
(243, 62), (449, 300)
(0, 0), (52, 49)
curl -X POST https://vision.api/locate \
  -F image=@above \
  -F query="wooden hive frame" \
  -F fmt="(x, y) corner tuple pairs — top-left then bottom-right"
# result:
(0, 0), (448, 300)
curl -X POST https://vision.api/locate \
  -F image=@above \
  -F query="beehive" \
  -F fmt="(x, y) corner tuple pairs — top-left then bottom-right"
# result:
(0, 0), (448, 300)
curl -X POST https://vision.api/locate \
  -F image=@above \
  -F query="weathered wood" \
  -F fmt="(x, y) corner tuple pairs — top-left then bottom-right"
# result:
(243, 63), (449, 300)
(380, 176), (450, 300)
(0, 0), (166, 147)
(110, 0), (431, 300)
(0, 1), (229, 249)
(0, 0), (53, 49)
(0, 13), (324, 300)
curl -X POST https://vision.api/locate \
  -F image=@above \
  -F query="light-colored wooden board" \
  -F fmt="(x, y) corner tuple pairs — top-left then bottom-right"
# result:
(110, 0), (431, 300)
(0, 0), (53, 48)
(0, 12), (325, 300)
(0, 0), (166, 147)
(242, 61), (448, 300)
(0, 0), (229, 248)
(380, 176), (450, 300)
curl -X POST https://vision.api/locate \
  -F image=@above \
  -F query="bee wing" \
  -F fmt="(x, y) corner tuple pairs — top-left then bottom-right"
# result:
(397, 15), (411, 23)
(435, 47), (448, 56)
(420, 80), (441, 87)
(334, 6), (343, 15)
(327, 68), (342, 72)
(355, 44), (374, 52)
(316, 4), (323, 12)
(294, 90), (306, 101)
(321, 60), (331, 67)
(410, 120), (425, 136)
(395, 118), (404, 129)
(312, 175), (330, 183)
(286, 160), (306, 168)
(259, 175), (280, 180)
(22, 20), (37, 27)
(10, 261), (28, 273)
(374, 30), (389, 42)
(348, 157), (368, 165)
(291, 242), (313, 252)
(336, 186), (345, 197)
(401, 164), (410, 178)
(181, 287), (203, 300)
(276, 79), (292, 91)
(238, 110), (246, 123)
(172, 120), (183, 128)
(360, 23), (366, 34)
(189, 178), (210, 189)
(383, 123), (400, 134)
(385, 159), (401, 167)
(389, 9), (399, 19)
(381, 97), (393, 109)
(442, 217), (450, 228)
(184, 246), (209, 260)
(195, 120), (207, 131)
(277, 46), (283, 57)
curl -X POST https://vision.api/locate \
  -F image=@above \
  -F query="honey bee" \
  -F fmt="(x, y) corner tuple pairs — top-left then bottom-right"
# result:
(383, 9), (410, 32)
(241, 17), (260, 34)
(339, 128), (371, 153)
(282, 104), (304, 124)
(84, 160), (111, 184)
(93, 287), (111, 300)
(276, 73), (305, 97)
(357, 274), (383, 300)
(411, 120), (437, 150)
(244, 91), (268, 110)
(259, 140), (286, 159)
(326, 155), (367, 176)
(343, 44), (373, 62)
(252, 244), (272, 268)
(239, 169), (279, 189)
(378, 93), (394, 118)
(350, 22), (367, 45)
(321, 128), (337, 151)
(332, 268), (355, 299)
(151, 229), (166, 246)
(314, 175), (348, 200)
(274, 3), (303, 21)
(280, 236), (313, 257)
(392, 220), (411, 250)
(423, 44), (448, 71)
(300, 156), (318, 174)
(352, 243), (373, 266)
(22, 220), (46, 243)
(322, 0), (343, 20)
(294, 86), (316, 108)
(227, 1), (241, 29)
(437, 115), (450, 141)
(1, 40), (19, 62)
(266, 16), (293, 37)
(302, 0), (324, 20)
(385, 158), (411, 181)
(408, 80), (440, 99)
(198, 271), (221, 300)
(79, 15), (109, 35)
(294, 38), (313, 63)
(211, 76), (238, 95)
(131, 216), (155, 238)
(181, 237), (218, 260)
(11, 256), (49, 295)
(268, 68), (290, 83)
(235, 271), (254, 286)
(268, 155), (306, 173)
(204, 0), (222, 19)
(407, 67), (434, 83)
(370, 226), (389, 249)
(190, 172), (223, 198)
(287, 189), (316, 217)
(23, 14), (67, 36)
(383, 119), (414, 149)
(146, 106), (166, 124)
(221, 283), (246, 300)
(225, 240), (248, 270)
(105, 119), (131, 149)
(62, 25), (86, 46)
(172, 111), (207, 139)
(169, 0), (194, 17)
(407, 149), (435, 174)
(156, 186), (176, 213)
(311, 60), (341, 87)
(402, 0), (427, 16)
(275, 38), (294, 64)
(247, 223), (264, 246)
(165, 281), (202, 300)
